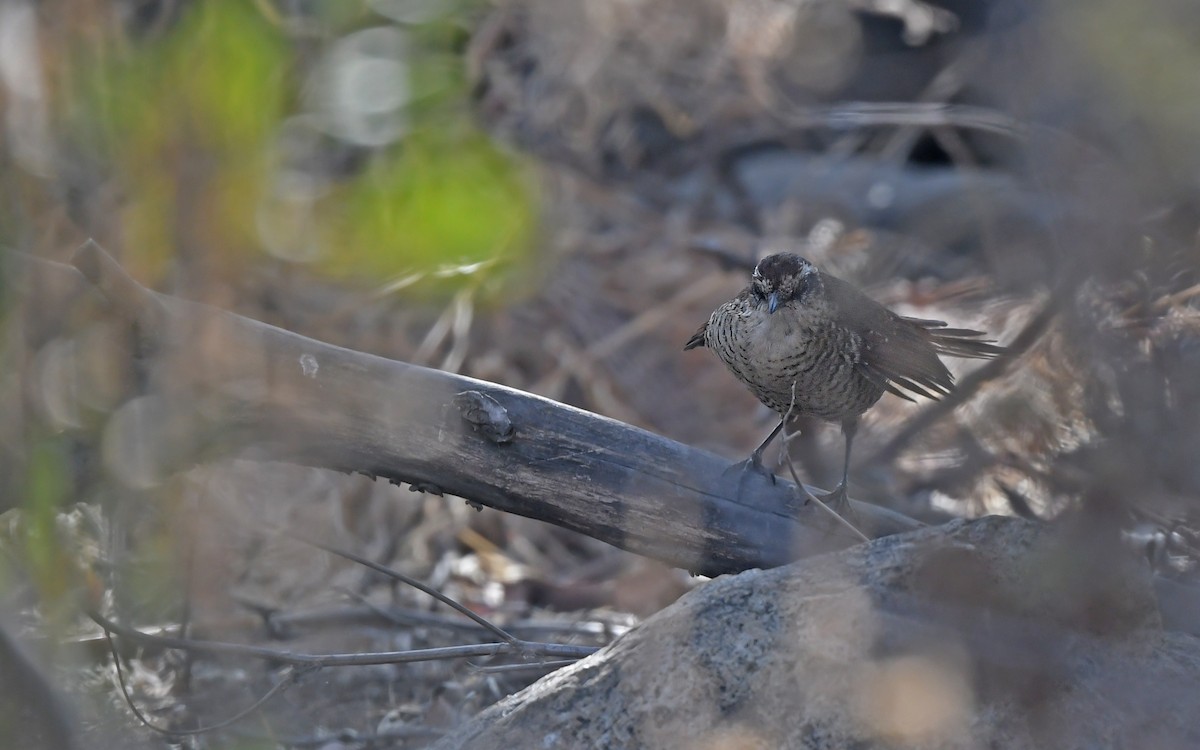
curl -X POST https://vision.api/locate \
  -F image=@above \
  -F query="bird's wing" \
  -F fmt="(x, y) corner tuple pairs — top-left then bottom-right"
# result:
(823, 274), (966, 401)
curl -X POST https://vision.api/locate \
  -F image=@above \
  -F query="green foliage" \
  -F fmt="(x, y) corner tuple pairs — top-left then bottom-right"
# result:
(21, 438), (72, 612)
(322, 128), (537, 283)
(65, 2), (533, 292)
(72, 2), (286, 278)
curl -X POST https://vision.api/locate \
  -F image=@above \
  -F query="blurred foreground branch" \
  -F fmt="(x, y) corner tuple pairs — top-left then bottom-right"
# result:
(66, 242), (918, 577)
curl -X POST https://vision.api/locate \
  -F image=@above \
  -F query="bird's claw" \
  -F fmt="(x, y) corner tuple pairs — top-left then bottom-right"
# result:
(721, 453), (777, 487)
(811, 483), (849, 512)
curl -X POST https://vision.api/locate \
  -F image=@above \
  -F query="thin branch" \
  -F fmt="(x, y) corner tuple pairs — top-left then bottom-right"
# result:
(782, 452), (870, 543)
(90, 610), (599, 666)
(63, 605), (626, 651)
(782, 102), (1029, 141)
(779, 385), (871, 543)
(102, 627), (311, 738)
(287, 532), (520, 647)
(876, 48), (985, 161)
(471, 659), (578, 675)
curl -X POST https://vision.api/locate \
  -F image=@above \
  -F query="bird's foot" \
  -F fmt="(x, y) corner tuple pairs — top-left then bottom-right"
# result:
(810, 483), (849, 513)
(800, 482), (865, 537)
(721, 452), (777, 488)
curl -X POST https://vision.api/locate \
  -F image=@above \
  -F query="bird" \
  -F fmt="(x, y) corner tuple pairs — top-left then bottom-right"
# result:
(685, 251), (1003, 505)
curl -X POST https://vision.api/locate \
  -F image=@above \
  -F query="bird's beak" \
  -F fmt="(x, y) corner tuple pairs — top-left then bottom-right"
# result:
(767, 292), (780, 314)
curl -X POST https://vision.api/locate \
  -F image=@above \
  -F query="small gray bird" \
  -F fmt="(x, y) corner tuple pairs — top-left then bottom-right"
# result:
(685, 252), (1003, 503)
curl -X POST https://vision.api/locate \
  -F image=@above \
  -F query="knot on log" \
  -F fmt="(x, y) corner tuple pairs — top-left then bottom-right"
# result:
(454, 390), (515, 444)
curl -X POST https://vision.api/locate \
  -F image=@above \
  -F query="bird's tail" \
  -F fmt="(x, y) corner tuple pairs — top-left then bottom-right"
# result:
(683, 323), (708, 350)
(907, 317), (1006, 359)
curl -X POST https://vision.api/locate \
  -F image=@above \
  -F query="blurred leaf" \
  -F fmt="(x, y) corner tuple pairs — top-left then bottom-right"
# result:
(23, 438), (70, 607)
(320, 128), (537, 286)
(85, 2), (288, 152)
(72, 2), (288, 281)
(64, 2), (534, 292)
(117, 524), (184, 622)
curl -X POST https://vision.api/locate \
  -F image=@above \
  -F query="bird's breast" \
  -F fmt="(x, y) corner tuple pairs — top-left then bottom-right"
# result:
(706, 304), (883, 421)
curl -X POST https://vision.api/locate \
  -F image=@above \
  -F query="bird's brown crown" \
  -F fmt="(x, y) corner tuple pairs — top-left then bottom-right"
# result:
(751, 253), (820, 306)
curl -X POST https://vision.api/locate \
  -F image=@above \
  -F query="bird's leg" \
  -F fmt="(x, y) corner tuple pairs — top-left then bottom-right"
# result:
(723, 419), (785, 485)
(816, 417), (857, 510)
(749, 419), (786, 478)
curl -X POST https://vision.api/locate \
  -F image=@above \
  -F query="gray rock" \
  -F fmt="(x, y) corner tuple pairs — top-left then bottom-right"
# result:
(434, 517), (1200, 750)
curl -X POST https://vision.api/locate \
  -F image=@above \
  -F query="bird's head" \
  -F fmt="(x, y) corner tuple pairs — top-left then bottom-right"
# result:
(750, 253), (821, 313)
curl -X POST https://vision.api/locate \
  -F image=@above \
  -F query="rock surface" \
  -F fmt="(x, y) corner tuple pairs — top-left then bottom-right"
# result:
(433, 516), (1200, 750)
